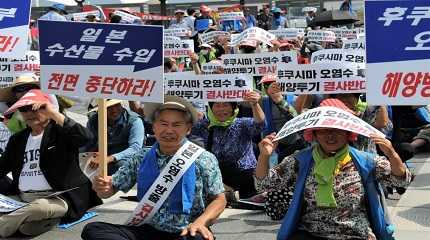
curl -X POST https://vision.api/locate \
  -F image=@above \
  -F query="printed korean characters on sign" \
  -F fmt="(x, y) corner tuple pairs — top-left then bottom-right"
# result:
(343, 38), (366, 50)
(69, 10), (100, 21)
(0, 0), (31, 58)
(38, 21), (163, 103)
(200, 31), (230, 44)
(0, 51), (39, 88)
(311, 49), (365, 69)
(275, 106), (385, 141)
(113, 10), (141, 24)
(269, 28), (303, 40)
(277, 62), (366, 95)
(329, 28), (359, 39)
(365, 0), (430, 105)
(307, 30), (336, 42)
(229, 27), (276, 47)
(221, 51), (297, 77)
(219, 12), (244, 21)
(201, 62), (223, 74)
(164, 73), (253, 102)
(164, 39), (194, 58)
(164, 28), (190, 38)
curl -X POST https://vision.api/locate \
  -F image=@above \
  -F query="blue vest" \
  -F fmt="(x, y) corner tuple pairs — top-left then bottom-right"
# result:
(277, 146), (395, 240)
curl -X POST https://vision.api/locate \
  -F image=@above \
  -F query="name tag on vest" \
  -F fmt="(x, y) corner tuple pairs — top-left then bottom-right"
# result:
(125, 141), (204, 226)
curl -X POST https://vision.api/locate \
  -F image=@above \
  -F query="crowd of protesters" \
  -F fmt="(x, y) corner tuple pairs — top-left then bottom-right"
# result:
(0, 0), (427, 239)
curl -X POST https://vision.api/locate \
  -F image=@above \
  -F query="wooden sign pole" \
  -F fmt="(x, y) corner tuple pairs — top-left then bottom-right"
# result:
(97, 98), (108, 177)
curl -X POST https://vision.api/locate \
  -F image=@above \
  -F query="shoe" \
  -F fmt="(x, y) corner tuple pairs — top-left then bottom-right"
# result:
(396, 187), (406, 195)
(19, 218), (60, 236)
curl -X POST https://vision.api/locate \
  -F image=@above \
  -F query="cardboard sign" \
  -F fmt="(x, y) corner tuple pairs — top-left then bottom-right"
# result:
(0, 51), (40, 88)
(229, 27), (276, 46)
(164, 39), (194, 58)
(164, 28), (190, 37)
(307, 30), (336, 42)
(164, 73), (253, 102)
(365, 0), (430, 105)
(269, 28), (304, 40)
(277, 63), (366, 95)
(219, 12), (244, 21)
(221, 51), (298, 76)
(0, 0), (31, 58)
(275, 106), (385, 141)
(311, 49), (365, 69)
(39, 21), (164, 103)
(343, 38), (366, 50)
(199, 31), (230, 44)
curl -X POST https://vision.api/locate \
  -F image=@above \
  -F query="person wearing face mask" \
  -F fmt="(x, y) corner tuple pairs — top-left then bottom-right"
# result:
(271, 8), (288, 30)
(198, 44), (217, 66)
(82, 100), (145, 176)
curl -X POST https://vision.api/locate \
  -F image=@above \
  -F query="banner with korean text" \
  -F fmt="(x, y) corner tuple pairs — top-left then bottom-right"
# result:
(200, 31), (230, 44)
(164, 73), (253, 102)
(311, 49), (365, 69)
(164, 28), (190, 38)
(275, 106), (385, 141)
(39, 21), (163, 103)
(0, 51), (39, 88)
(269, 28), (304, 40)
(365, 0), (430, 105)
(307, 30), (336, 42)
(229, 27), (276, 46)
(343, 38), (365, 50)
(164, 39), (193, 58)
(221, 51), (297, 76)
(0, 0), (31, 58)
(277, 63), (366, 95)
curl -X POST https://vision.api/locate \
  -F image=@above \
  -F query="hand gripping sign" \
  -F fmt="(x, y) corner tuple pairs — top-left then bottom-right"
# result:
(365, 0), (430, 105)
(275, 106), (385, 141)
(0, 0), (31, 58)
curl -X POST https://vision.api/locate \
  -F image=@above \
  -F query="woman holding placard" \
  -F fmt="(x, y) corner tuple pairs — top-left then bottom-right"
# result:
(255, 98), (411, 240)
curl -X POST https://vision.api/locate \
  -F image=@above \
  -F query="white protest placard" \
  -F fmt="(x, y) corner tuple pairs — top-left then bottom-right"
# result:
(229, 27), (276, 46)
(307, 30), (336, 42)
(164, 36), (181, 41)
(0, 0), (32, 58)
(0, 50), (39, 88)
(39, 21), (164, 103)
(199, 31), (230, 44)
(70, 10), (100, 21)
(0, 194), (27, 213)
(221, 51), (297, 76)
(164, 73), (253, 102)
(201, 62), (223, 74)
(311, 49), (365, 69)
(269, 28), (302, 40)
(277, 62), (366, 95)
(219, 12), (244, 21)
(343, 38), (365, 50)
(113, 10), (141, 23)
(164, 39), (194, 58)
(164, 28), (190, 38)
(329, 28), (359, 39)
(275, 106), (385, 141)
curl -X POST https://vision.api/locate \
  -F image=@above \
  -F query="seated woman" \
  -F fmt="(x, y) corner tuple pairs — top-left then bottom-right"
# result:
(255, 99), (411, 240)
(191, 91), (265, 199)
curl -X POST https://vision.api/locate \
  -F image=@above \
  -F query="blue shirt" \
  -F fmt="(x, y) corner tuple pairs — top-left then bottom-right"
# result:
(112, 142), (224, 233)
(85, 109), (144, 162)
(191, 118), (263, 170)
(38, 11), (67, 21)
(271, 16), (287, 30)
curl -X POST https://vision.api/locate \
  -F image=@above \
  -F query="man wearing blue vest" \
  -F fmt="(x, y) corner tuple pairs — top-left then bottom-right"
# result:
(255, 98), (411, 240)
(82, 95), (226, 240)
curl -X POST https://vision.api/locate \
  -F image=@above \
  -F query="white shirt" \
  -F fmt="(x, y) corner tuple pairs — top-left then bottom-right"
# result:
(18, 132), (53, 192)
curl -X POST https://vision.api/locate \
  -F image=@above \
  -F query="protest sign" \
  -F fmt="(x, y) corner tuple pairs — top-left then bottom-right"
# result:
(275, 106), (385, 141)
(164, 28), (190, 38)
(329, 28), (359, 39)
(113, 10), (141, 23)
(69, 10), (100, 21)
(229, 27), (276, 46)
(311, 49), (365, 69)
(38, 21), (164, 103)
(219, 12), (244, 21)
(269, 28), (303, 40)
(164, 39), (194, 58)
(138, 13), (174, 21)
(307, 30), (336, 42)
(201, 62), (223, 74)
(0, 51), (39, 88)
(365, 0), (430, 105)
(0, 0), (31, 58)
(343, 38), (365, 50)
(0, 194), (27, 213)
(277, 63), (366, 95)
(221, 51), (297, 76)
(199, 31), (230, 44)
(164, 73), (253, 102)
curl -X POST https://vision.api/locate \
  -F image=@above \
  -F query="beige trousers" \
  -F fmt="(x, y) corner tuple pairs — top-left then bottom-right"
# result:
(0, 191), (68, 238)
